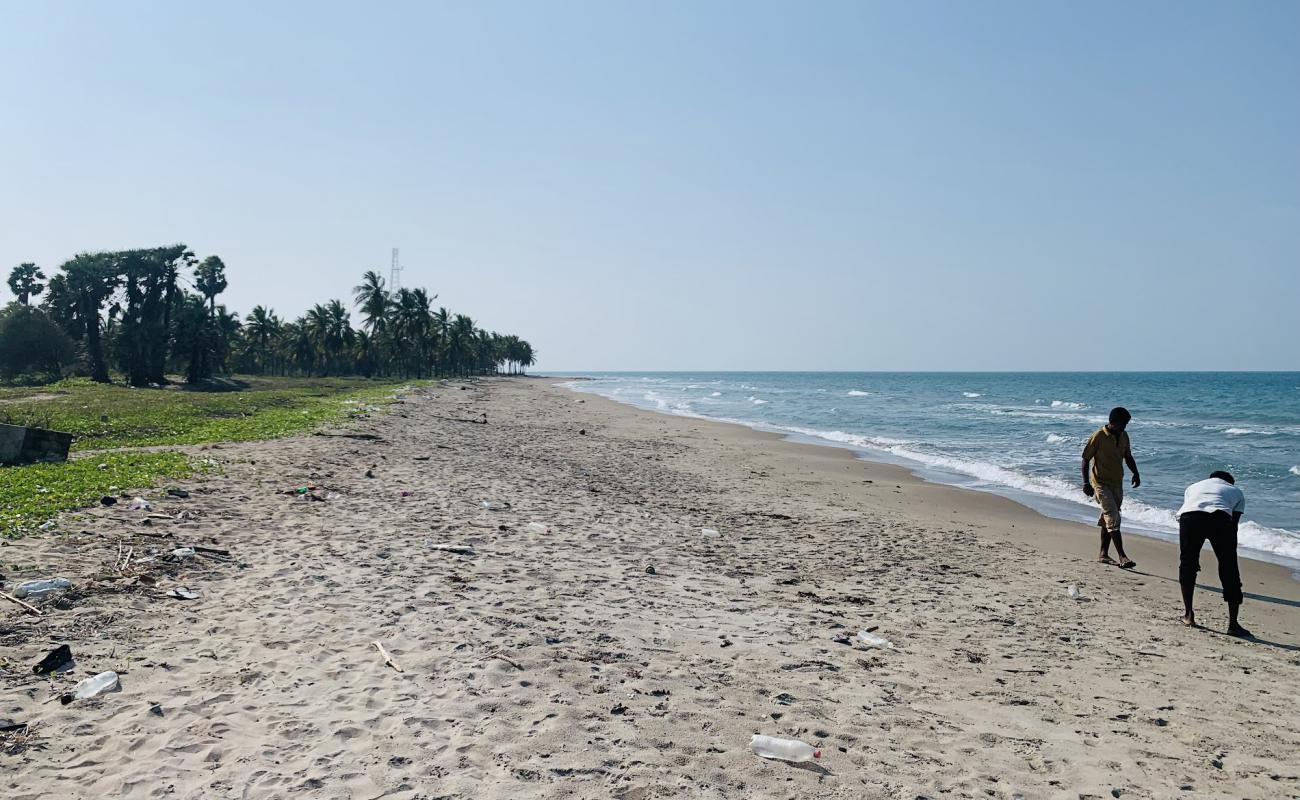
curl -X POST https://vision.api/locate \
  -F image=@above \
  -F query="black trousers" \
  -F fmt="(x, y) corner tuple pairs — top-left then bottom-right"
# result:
(1178, 510), (1243, 605)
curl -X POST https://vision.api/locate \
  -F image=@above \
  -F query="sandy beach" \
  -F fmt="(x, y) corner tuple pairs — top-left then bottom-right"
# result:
(3, 378), (1298, 799)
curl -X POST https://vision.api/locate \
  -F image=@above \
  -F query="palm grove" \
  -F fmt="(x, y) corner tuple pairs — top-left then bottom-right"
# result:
(0, 247), (535, 384)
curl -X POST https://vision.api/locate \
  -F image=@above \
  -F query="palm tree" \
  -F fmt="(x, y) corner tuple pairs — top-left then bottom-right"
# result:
(352, 271), (389, 335)
(243, 305), (281, 374)
(194, 256), (228, 316)
(7, 263), (46, 305)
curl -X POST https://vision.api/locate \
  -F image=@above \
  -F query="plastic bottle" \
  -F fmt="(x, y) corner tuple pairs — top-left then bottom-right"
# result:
(750, 734), (820, 762)
(73, 671), (119, 699)
(13, 578), (72, 600)
(1067, 585), (1081, 600)
(526, 522), (550, 533)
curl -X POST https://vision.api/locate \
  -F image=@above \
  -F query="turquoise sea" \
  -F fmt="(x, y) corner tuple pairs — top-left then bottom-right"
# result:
(561, 373), (1300, 570)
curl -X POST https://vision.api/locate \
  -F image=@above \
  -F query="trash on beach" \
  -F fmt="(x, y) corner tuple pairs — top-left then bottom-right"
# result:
(400, 490), (413, 497)
(479, 500), (511, 511)
(13, 577), (72, 600)
(100, 496), (118, 506)
(0, 719), (27, 733)
(425, 542), (477, 556)
(71, 671), (120, 700)
(38, 520), (57, 531)
(701, 528), (720, 537)
(169, 587), (201, 600)
(32, 644), (74, 675)
(856, 630), (894, 649)
(166, 488), (190, 499)
(831, 631), (852, 645)
(170, 547), (196, 558)
(1068, 585), (1082, 601)
(526, 522), (551, 533)
(129, 497), (152, 511)
(750, 734), (820, 762)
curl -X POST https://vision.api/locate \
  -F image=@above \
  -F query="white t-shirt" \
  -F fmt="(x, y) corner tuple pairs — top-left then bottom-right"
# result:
(1177, 478), (1245, 518)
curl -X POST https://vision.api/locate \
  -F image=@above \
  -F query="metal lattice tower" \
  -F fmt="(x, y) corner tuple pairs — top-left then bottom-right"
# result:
(389, 248), (403, 292)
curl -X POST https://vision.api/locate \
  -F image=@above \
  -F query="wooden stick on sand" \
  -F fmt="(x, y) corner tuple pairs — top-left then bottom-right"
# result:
(1, 593), (43, 617)
(372, 641), (403, 672)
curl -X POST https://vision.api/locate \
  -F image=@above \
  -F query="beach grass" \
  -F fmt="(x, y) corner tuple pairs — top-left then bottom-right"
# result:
(0, 376), (414, 451)
(0, 451), (197, 538)
(0, 376), (420, 536)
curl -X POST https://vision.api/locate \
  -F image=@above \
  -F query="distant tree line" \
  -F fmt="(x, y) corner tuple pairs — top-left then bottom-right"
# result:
(0, 248), (535, 384)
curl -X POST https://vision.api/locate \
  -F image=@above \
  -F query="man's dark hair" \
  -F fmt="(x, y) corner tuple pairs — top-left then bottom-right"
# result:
(1108, 407), (1132, 425)
(1210, 470), (1235, 484)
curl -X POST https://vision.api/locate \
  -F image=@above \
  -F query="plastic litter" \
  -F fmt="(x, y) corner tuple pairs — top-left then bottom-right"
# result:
(425, 543), (477, 555)
(13, 578), (72, 600)
(169, 587), (200, 600)
(479, 500), (511, 511)
(32, 644), (74, 675)
(170, 547), (196, 558)
(100, 496), (118, 506)
(38, 521), (57, 531)
(750, 734), (820, 762)
(129, 497), (152, 511)
(701, 528), (720, 537)
(856, 630), (894, 649)
(166, 488), (190, 499)
(526, 522), (551, 533)
(71, 671), (119, 700)
(1067, 585), (1082, 601)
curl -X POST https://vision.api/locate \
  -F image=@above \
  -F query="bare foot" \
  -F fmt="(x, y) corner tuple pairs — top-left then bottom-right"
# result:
(1097, 554), (1117, 565)
(1227, 624), (1253, 638)
(1181, 613), (1196, 627)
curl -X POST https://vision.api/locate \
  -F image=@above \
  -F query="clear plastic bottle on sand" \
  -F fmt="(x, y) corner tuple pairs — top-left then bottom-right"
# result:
(13, 578), (72, 599)
(750, 734), (820, 762)
(73, 671), (119, 699)
(1067, 585), (1081, 600)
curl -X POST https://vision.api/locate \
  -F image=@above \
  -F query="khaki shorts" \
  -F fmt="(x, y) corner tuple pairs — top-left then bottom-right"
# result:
(1095, 484), (1123, 532)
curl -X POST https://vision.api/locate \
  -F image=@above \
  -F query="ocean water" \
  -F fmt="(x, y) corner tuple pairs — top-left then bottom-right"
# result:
(560, 373), (1300, 569)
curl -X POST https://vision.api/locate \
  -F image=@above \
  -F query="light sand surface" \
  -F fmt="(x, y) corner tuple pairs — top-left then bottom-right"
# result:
(2, 378), (1298, 799)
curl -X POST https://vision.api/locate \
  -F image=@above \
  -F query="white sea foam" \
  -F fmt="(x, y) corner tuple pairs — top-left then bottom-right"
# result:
(749, 396), (768, 405)
(710, 391), (721, 397)
(963, 392), (982, 398)
(1290, 465), (1300, 476)
(847, 390), (871, 397)
(1050, 400), (1087, 410)
(1045, 433), (1067, 444)
(1224, 427), (1269, 436)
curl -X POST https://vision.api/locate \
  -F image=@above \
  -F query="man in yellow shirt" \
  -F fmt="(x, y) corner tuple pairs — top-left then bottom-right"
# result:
(1081, 407), (1141, 568)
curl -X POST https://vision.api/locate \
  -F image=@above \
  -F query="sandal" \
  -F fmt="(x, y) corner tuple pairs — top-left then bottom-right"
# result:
(1097, 555), (1118, 565)
(1118, 559), (1137, 569)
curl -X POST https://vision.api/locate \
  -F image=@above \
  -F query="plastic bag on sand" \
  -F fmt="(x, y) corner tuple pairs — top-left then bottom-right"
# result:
(73, 671), (119, 700)
(856, 630), (894, 649)
(14, 578), (72, 600)
(526, 522), (551, 533)
(129, 497), (152, 511)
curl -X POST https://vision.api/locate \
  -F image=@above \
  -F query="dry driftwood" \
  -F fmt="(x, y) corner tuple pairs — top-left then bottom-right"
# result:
(1, 592), (42, 616)
(372, 641), (404, 672)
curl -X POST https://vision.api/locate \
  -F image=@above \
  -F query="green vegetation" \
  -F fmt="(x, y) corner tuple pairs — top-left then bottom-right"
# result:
(0, 376), (414, 451)
(0, 451), (196, 538)
(0, 376), (419, 536)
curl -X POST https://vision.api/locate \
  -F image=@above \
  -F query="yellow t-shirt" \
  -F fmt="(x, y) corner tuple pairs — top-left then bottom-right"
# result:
(1083, 426), (1130, 490)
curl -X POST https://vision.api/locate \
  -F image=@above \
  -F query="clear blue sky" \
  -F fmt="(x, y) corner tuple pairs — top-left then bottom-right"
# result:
(2, 1), (1296, 371)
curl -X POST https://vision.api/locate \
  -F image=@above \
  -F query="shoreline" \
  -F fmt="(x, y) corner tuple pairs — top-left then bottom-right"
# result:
(558, 379), (1300, 635)
(555, 377), (1300, 578)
